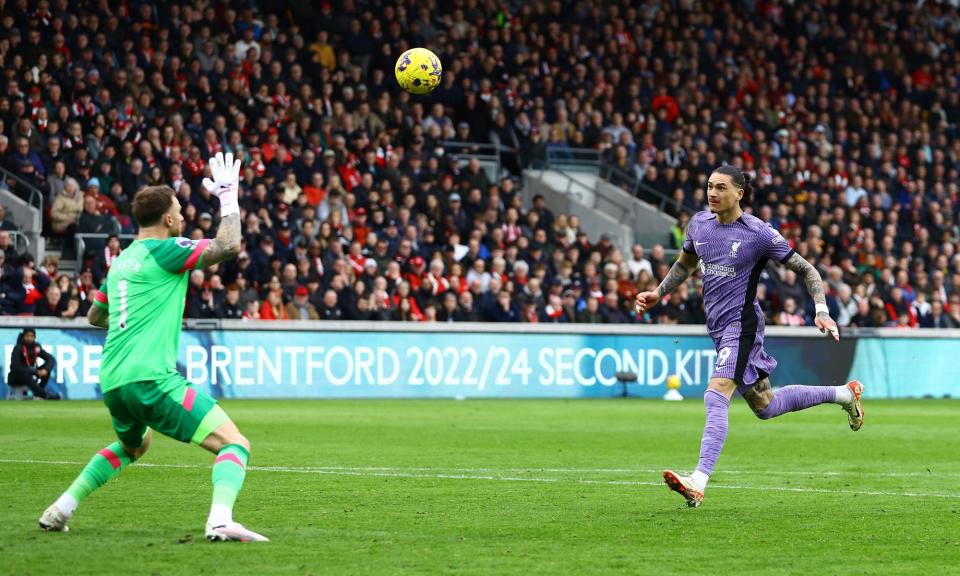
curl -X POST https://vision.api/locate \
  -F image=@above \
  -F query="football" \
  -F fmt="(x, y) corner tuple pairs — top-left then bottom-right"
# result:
(395, 47), (442, 95)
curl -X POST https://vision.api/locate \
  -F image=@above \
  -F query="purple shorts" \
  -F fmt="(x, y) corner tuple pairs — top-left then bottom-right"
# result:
(711, 325), (778, 390)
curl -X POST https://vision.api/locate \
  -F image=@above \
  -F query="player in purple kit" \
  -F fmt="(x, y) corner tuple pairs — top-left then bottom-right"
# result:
(634, 165), (864, 508)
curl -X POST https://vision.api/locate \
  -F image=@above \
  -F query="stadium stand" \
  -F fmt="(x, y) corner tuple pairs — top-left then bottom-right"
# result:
(0, 0), (958, 328)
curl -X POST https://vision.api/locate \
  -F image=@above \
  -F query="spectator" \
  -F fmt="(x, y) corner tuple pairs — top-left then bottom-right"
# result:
(92, 235), (122, 285)
(259, 289), (290, 321)
(7, 328), (58, 399)
(77, 195), (116, 258)
(0, 206), (15, 232)
(919, 298), (953, 329)
(658, 307), (681, 325)
(392, 281), (424, 321)
(455, 291), (479, 322)
(317, 289), (343, 320)
(195, 283), (220, 319)
(39, 256), (60, 285)
(286, 285), (320, 320)
(577, 296), (605, 324)
(12, 137), (45, 185)
(488, 290), (519, 322)
(775, 270), (808, 318)
(947, 296), (960, 328)
(560, 289), (580, 323)
(520, 296), (539, 323)
(627, 245), (653, 280)
(0, 231), (18, 263)
(777, 298), (807, 327)
(884, 288), (916, 328)
(35, 285), (67, 317)
(835, 285), (859, 328)
(217, 284), (246, 320)
(660, 291), (696, 325)
(539, 294), (567, 323)
(50, 177), (84, 237)
(437, 291), (460, 322)
(13, 255), (47, 316)
(600, 292), (630, 323)
(186, 270), (208, 319)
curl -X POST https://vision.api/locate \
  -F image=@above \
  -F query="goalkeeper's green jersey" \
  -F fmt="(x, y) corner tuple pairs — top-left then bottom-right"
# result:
(93, 237), (210, 392)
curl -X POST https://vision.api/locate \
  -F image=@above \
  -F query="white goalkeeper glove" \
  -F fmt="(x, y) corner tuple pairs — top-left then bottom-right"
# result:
(202, 152), (242, 217)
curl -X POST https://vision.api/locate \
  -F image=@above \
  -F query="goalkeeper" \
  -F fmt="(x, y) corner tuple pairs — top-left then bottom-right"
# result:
(38, 153), (268, 542)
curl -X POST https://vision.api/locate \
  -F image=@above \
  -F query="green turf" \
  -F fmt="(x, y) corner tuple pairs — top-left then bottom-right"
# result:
(1, 399), (958, 575)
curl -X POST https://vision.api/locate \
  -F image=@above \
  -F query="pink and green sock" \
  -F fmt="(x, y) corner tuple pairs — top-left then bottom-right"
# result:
(54, 442), (134, 516)
(208, 444), (249, 526)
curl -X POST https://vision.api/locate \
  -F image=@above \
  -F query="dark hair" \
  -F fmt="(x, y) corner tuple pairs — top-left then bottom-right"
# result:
(132, 185), (175, 226)
(712, 165), (754, 206)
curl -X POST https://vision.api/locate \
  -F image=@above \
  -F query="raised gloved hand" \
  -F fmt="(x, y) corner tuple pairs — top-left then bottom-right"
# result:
(202, 152), (242, 217)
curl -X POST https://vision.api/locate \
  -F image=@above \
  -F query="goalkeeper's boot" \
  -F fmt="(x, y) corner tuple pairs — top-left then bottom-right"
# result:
(39, 504), (70, 532)
(206, 521), (269, 542)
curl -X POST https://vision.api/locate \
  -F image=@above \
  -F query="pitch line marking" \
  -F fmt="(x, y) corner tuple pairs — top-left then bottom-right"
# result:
(1, 459), (958, 500)
(3, 459), (953, 478)
(264, 465), (956, 479)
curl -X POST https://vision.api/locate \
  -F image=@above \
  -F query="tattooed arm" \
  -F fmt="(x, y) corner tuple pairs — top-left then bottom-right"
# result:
(656, 250), (700, 297)
(782, 252), (839, 340)
(200, 213), (242, 267)
(635, 251), (699, 313)
(783, 252), (826, 310)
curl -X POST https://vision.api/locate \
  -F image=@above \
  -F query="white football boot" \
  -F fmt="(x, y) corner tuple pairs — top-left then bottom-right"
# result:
(38, 504), (70, 532)
(205, 521), (269, 542)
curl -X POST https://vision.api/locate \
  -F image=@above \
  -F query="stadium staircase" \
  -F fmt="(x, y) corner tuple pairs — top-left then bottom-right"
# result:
(522, 148), (687, 249)
(0, 166), (45, 263)
(443, 140), (687, 250)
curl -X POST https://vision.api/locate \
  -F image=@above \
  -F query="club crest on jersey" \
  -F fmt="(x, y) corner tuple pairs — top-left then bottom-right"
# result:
(729, 241), (742, 257)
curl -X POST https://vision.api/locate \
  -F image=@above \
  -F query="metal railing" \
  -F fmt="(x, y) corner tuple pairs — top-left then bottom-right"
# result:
(537, 146), (697, 218)
(545, 146), (603, 171)
(5, 230), (30, 255)
(74, 232), (132, 261)
(440, 140), (511, 182)
(0, 166), (44, 261)
(525, 167), (683, 252)
(441, 140), (694, 218)
(0, 165), (44, 212)
(598, 163), (698, 218)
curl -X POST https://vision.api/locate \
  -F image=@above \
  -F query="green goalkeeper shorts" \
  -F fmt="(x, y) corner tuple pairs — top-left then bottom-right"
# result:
(103, 375), (228, 448)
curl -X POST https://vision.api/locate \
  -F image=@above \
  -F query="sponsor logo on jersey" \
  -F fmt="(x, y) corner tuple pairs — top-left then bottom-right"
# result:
(702, 262), (737, 278)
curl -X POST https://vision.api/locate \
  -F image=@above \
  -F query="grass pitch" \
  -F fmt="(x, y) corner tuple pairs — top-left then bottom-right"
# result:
(1, 398), (958, 575)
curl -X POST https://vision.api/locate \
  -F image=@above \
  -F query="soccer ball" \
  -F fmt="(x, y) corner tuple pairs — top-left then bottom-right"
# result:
(395, 48), (442, 95)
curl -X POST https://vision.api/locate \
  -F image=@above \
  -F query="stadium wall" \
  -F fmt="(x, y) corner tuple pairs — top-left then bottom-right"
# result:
(0, 319), (950, 400)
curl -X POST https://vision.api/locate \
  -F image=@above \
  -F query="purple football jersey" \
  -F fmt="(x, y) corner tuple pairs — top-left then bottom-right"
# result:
(683, 211), (794, 338)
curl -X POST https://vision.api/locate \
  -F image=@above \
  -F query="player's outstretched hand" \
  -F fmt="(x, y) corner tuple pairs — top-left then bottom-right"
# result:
(202, 152), (242, 217)
(634, 291), (659, 314)
(815, 313), (840, 341)
(202, 152), (242, 197)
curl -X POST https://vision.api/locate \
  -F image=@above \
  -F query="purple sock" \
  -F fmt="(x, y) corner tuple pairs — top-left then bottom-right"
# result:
(694, 389), (730, 477)
(757, 385), (837, 420)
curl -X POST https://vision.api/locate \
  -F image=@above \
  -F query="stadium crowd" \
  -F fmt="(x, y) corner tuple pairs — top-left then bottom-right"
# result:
(0, 0), (959, 328)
